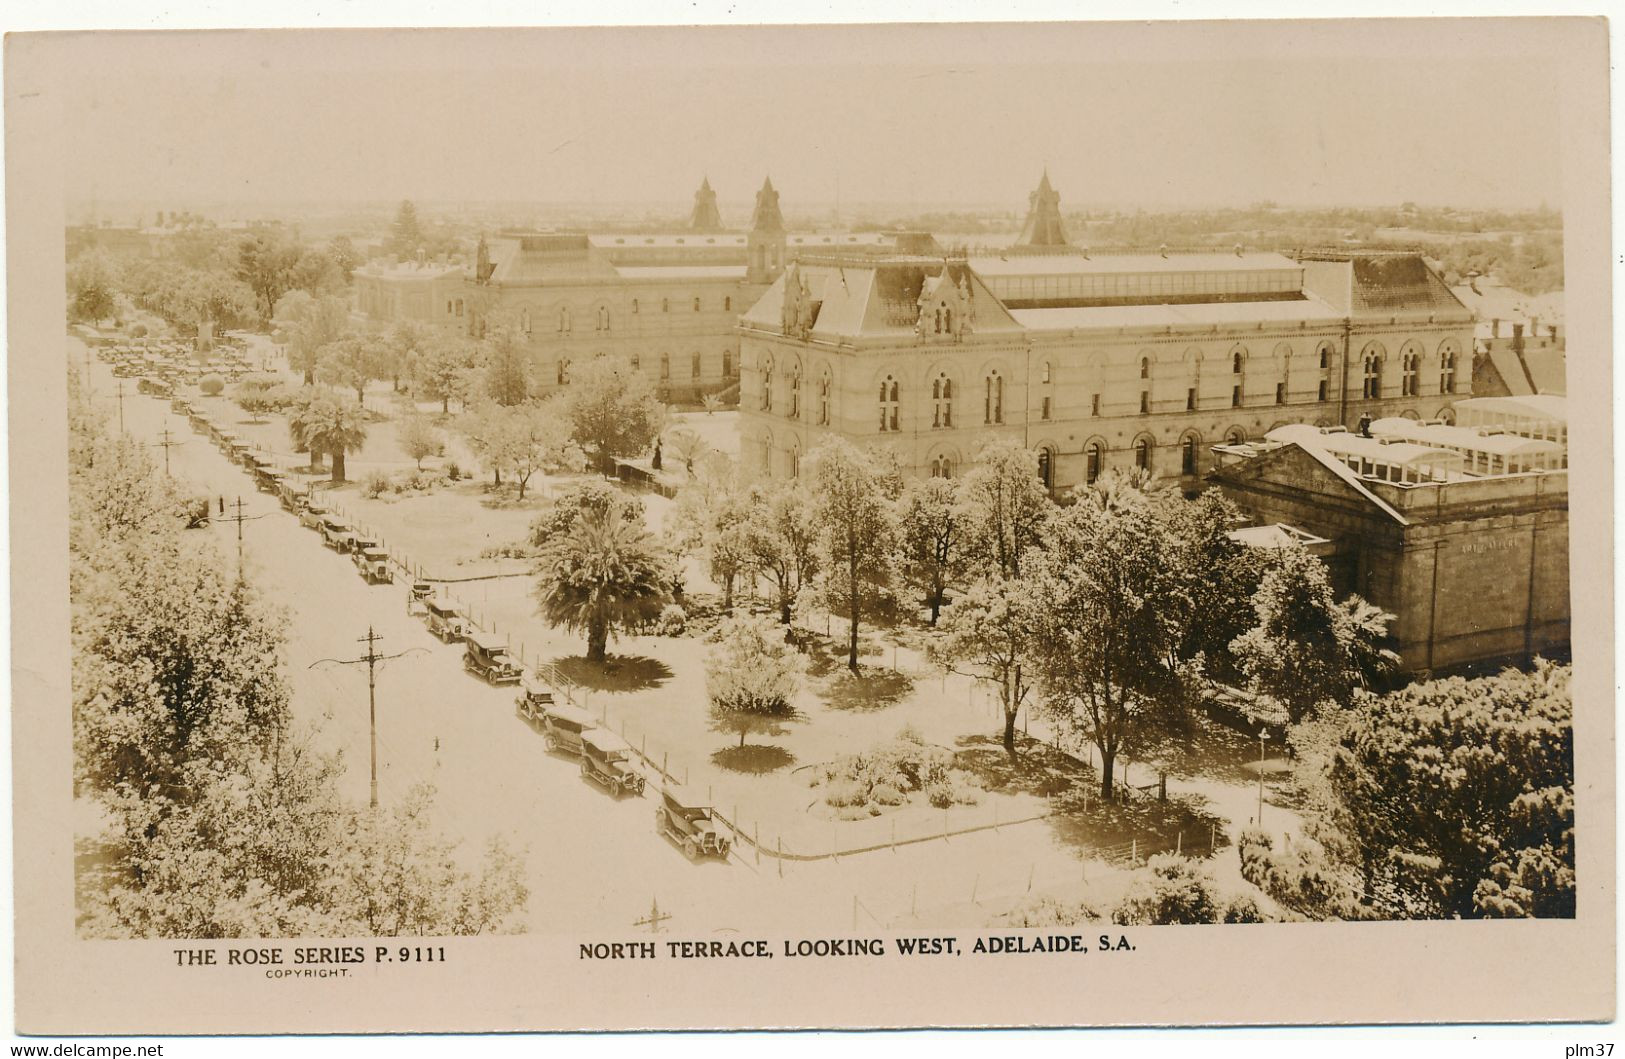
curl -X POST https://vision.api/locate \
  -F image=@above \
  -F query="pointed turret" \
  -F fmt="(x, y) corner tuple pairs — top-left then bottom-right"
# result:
(1016, 171), (1070, 247)
(747, 177), (787, 283)
(690, 176), (723, 231)
(750, 176), (786, 233)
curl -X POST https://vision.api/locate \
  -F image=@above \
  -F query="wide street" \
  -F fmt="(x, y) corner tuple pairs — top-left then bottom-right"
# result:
(78, 337), (1122, 935)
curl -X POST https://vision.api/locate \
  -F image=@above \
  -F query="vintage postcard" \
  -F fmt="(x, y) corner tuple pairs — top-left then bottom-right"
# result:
(6, 16), (1613, 1034)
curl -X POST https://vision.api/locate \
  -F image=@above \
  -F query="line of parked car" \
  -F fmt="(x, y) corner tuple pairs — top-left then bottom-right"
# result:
(89, 332), (254, 390)
(172, 369), (733, 864)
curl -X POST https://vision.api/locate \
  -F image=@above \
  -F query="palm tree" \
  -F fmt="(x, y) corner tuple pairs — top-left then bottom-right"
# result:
(285, 387), (324, 471)
(533, 507), (671, 663)
(301, 394), (369, 483)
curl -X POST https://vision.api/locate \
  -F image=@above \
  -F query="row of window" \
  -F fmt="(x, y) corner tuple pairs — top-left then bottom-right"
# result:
(553, 350), (737, 386)
(514, 297), (737, 336)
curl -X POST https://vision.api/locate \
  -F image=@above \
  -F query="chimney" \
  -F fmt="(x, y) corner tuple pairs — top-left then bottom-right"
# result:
(1491, 318), (1500, 339)
(1530, 315), (1540, 335)
(1511, 322), (1525, 355)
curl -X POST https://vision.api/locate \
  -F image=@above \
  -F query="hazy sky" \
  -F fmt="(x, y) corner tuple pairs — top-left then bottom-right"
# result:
(45, 21), (1566, 214)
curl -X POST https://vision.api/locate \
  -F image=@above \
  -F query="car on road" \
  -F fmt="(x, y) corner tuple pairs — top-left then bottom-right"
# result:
(514, 675), (556, 728)
(355, 545), (393, 584)
(655, 786), (731, 861)
(318, 515), (354, 550)
(540, 701), (597, 756)
(423, 598), (469, 643)
(299, 498), (329, 530)
(406, 580), (434, 616)
(170, 397), (191, 415)
(580, 729), (646, 798)
(463, 631), (522, 686)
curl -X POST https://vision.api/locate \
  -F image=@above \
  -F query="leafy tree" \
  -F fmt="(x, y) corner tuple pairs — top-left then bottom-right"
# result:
(1230, 545), (1398, 725)
(481, 321), (533, 407)
(895, 476), (961, 624)
(413, 334), (481, 414)
(564, 357), (668, 473)
(928, 576), (1042, 760)
(387, 200), (426, 258)
(529, 480), (644, 548)
(385, 320), (435, 393)
(231, 377), (280, 423)
(396, 414), (443, 470)
(704, 614), (804, 747)
(1113, 854), (1261, 925)
(737, 478), (820, 625)
(473, 399), (583, 500)
(1320, 662), (1574, 919)
(956, 437), (1053, 581)
(236, 229), (302, 321)
(316, 333), (392, 406)
(328, 235), (362, 281)
(533, 505), (672, 663)
(67, 249), (122, 325)
(668, 452), (751, 610)
(664, 426), (707, 475)
(1027, 489), (1197, 798)
(272, 290), (351, 385)
(299, 393), (370, 483)
(198, 373), (225, 397)
(806, 438), (895, 672)
(1157, 489), (1270, 679)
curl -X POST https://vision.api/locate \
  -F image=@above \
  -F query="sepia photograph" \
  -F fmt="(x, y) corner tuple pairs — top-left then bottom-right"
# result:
(6, 13), (1613, 1035)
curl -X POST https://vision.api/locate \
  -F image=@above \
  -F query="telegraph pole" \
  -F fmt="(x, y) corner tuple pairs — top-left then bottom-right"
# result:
(218, 497), (268, 579)
(309, 629), (425, 810)
(116, 380), (125, 433)
(151, 427), (179, 476)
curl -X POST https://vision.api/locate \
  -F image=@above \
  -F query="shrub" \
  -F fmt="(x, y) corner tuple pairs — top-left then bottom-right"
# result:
(198, 373), (224, 396)
(1221, 894), (1266, 923)
(870, 783), (905, 806)
(1004, 894), (1101, 928)
(1113, 854), (1226, 925)
(926, 781), (954, 809)
(1237, 828), (1359, 920)
(653, 604), (687, 637)
(824, 779), (867, 809)
(836, 805), (871, 822)
(362, 470), (393, 499)
(950, 780), (981, 806)
(446, 460), (462, 480)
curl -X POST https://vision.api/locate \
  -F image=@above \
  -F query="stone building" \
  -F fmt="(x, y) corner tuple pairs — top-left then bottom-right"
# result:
(357, 177), (902, 404)
(736, 175), (1476, 487)
(1210, 414), (1569, 675)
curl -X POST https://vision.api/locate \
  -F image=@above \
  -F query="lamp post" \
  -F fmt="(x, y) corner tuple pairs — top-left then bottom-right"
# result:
(1256, 729), (1269, 826)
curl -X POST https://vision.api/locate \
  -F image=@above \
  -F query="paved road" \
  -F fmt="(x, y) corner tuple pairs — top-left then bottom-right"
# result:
(80, 339), (1110, 936)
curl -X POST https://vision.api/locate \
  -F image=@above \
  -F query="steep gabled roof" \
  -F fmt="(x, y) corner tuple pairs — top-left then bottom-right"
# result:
(1016, 171), (1069, 247)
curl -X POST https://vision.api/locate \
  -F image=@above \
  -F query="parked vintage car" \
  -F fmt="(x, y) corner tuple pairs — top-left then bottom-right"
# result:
(318, 515), (354, 550)
(406, 579), (434, 615)
(513, 675), (556, 728)
(463, 632), (522, 686)
(540, 701), (597, 756)
(655, 785), (731, 861)
(355, 545), (392, 584)
(169, 397), (190, 415)
(580, 729), (646, 798)
(299, 498), (329, 530)
(277, 479), (304, 512)
(423, 598), (469, 643)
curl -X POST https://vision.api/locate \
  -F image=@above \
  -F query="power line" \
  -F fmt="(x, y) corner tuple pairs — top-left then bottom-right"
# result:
(309, 627), (427, 809)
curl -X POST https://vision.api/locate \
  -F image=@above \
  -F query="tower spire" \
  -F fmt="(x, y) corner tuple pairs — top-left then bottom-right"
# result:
(690, 176), (722, 231)
(1016, 172), (1069, 247)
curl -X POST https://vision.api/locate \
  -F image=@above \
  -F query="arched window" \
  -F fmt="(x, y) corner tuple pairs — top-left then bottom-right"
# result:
(760, 357), (773, 411)
(932, 373), (954, 428)
(1401, 352), (1419, 396)
(662, 298), (670, 313)
(1181, 434), (1198, 475)
(598, 305), (610, 331)
(1363, 351), (1382, 399)
(818, 373), (830, 426)
(1225, 427), (1246, 445)
(930, 455), (952, 479)
(724, 296), (732, 312)
(558, 307), (570, 334)
(688, 352), (700, 380)
(1232, 351), (1243, 375)
(1134, 436), (1152, 471)
(1318, 342), (1331, 370)
(1086, 442), (1103, 484)
(1039, 361), (1053, 421)
(693, 296), (702, 312)
(788, 442), (801, 480)
(984, 370), (1004, 424)
(1037, 448), (1054, 491)
(557, 358), (571, 385)
(660, 353), (671, 381)
(879, 375), (900, 432)
(723, 350), (734, 377)
(1439, 341), (1460, 394)
(789, 367), (801, 418)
